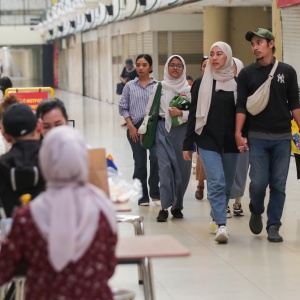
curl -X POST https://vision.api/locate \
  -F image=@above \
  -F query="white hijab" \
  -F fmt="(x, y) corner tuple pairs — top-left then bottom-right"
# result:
(233, 57), (244, 75)
(31, 126), (117, 272)
(161, 55), (191, 132)
(195, 41), (237, 135)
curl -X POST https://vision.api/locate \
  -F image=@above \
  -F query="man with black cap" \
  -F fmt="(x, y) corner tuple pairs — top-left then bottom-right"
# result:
(0, 103), (45, 217)
(235, 28), (300, 242)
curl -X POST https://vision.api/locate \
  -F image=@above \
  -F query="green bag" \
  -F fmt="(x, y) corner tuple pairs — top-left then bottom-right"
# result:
(142, 83), (162, 149)
(169, 94), (190, 127)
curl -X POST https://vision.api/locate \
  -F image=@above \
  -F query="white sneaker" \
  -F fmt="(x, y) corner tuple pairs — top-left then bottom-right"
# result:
(209, 220), (218, 234)
(215, 225), (229, 243)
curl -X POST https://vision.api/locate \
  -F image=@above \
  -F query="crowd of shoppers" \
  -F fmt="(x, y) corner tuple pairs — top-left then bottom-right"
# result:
(0, 25), (299, 299)
(117, 27), (300, 245)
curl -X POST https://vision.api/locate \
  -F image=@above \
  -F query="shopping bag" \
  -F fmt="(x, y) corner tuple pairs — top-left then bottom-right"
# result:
(88, 148), (110, 197)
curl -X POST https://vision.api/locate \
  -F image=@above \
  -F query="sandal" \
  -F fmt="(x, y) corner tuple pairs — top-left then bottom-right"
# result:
(195, 185), (204, 200)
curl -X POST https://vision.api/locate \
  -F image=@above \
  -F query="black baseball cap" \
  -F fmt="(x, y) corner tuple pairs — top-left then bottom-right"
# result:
(3, 103), (37, 137)
(245, 28), (275, 42)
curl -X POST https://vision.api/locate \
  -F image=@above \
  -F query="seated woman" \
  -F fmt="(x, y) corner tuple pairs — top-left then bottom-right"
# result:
(0, 126), (118, 299)
(36, 98), (69, 136)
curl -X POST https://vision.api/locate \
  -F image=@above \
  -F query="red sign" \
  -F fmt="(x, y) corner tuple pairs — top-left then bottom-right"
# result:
(277, 0), (300, 7)
(14, 92), (48, 111)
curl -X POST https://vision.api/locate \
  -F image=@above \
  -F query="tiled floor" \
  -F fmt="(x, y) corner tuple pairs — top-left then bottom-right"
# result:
(56, 89), (300, 300)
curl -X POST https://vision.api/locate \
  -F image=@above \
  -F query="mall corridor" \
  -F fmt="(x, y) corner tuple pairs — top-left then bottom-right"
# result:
(55, 89), (300, 300)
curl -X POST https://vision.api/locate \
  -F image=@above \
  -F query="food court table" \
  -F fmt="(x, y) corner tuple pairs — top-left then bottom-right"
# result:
(113, 202), (132, 212)
(116, 234), (190, 300)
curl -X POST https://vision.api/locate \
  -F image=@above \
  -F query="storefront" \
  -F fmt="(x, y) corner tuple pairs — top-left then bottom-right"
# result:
(277, 0), (300, 85)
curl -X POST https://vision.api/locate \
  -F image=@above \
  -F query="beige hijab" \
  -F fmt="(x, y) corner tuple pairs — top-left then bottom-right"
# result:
(195, 41), (236, 135)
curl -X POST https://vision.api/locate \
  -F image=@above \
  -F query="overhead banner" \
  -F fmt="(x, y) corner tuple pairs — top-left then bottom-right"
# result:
(277, 0), (300, 7)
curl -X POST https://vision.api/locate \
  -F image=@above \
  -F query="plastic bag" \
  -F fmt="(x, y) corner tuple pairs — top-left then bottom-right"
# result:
(106, 154), (142, 202)
(108, 176), (142, 203)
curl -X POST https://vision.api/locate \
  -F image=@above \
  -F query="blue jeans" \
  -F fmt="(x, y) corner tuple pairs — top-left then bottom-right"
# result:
(248, 138), (291, 229)
(127, 124), (160, 204)
(198, 148), (239, 225)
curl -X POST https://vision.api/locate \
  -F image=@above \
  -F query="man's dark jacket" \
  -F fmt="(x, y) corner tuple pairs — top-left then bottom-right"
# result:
(0, 140), (45, 217)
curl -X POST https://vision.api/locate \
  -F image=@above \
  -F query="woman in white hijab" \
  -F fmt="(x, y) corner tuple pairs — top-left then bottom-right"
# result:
(145, 55), (191, 222)
(183, 42), (239, 244)
(0, 126), (117, 299)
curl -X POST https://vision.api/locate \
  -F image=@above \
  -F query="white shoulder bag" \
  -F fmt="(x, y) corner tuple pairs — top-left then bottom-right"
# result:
(138, 115), (149, 134)
(246, 60), (278, 116)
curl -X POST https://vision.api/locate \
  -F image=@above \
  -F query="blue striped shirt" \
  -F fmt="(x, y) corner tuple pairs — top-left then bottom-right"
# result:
(118, 78), (158, 125)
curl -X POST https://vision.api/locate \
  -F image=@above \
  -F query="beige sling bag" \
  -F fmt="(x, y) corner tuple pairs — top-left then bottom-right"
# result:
(246, 60), (278, 116)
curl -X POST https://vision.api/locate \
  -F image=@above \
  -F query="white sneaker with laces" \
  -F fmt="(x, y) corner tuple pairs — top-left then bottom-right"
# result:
(215, 225), (229, 243)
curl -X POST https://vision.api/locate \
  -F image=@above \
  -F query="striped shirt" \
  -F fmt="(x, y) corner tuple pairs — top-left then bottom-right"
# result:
(118, 77), (158, 125)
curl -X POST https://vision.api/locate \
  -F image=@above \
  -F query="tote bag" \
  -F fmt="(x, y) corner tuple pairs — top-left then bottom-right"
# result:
(142, 82), (162, 149)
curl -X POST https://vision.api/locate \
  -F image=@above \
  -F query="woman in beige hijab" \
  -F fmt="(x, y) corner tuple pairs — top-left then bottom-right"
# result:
(183, 42), (239, 244)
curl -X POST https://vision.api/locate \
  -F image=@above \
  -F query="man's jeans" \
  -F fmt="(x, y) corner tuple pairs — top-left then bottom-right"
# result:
(127, 126), (160, 204)
(198, 148), (238, 225)
(248, 138), (291, 229)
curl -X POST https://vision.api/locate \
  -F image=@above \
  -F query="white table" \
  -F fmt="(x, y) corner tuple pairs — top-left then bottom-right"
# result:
(116, 235), (190, 300)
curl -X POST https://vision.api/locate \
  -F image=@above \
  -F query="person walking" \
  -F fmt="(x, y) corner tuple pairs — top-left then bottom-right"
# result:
(143, 55), (191, 222)
(236, 28), (300, 242)
(230, 57), (248, 217)
(120, 58), (138, 87)
(119, 54), (160, 206)
(183, 42), (239, 243)
(194, 56), (208, 201)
